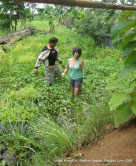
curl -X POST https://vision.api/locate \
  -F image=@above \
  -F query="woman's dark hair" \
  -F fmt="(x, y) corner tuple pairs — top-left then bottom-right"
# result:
(49, 37), (58, 43)
(73, 48), (82, 56)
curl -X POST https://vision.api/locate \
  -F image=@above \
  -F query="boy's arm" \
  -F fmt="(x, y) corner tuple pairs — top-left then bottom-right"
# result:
(56, 54), (65, 69)
(34, 50), (50, 74)
(55, 47), (65, 68)
(35, 50), (50, 69)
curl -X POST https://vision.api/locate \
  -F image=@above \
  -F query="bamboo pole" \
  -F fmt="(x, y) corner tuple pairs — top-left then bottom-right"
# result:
(14, 0), (136, 10)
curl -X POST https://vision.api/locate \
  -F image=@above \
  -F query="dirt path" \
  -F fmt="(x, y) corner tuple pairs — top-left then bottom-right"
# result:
(62, 119), (136, 166)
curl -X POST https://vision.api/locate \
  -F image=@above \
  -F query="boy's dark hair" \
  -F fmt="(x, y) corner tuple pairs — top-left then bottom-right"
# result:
(49, 37), (58, 43)
(73, 48), (82, 56)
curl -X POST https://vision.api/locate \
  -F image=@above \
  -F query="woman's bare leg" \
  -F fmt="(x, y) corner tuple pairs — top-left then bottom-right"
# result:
(74, 88), (80, 97)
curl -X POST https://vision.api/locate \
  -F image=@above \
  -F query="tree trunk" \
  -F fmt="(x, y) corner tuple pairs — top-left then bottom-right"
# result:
(0, 29), (31, 45)
(14, 0), (136, 10)
(49, 23), (55, 32)
(0, 28), (46, 46)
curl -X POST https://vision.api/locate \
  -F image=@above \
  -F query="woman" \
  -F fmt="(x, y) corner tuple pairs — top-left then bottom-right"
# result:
(62, 48), (84, 97)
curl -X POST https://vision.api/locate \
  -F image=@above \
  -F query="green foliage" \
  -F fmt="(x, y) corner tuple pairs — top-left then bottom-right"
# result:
(123, 40), (136, 57)
(0, 86), (39, 124)
(111, 20), (131, 45)
(37, 5), (54, 19)
(75, 9), (119, 45)
(0, 19), (122, 165)
(76, 34), (95, 58)
(130, 98), (136, 114)
(120, 30), (136, 50)
(65, 7), (85, 20)
(109, 92), (131, 111)
(9, 86), (39, 101)
(32, 117), (72, 158)
(0, 1), (36, 31)
(118, 62), (136, 80)
(124, 51), (136, 65)
(109, 11), (136, 127)
(114, 103), (132, 128)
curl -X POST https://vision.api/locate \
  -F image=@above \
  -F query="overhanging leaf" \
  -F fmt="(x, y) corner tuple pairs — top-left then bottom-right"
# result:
(121, 30), (136, 49)
(124, 51), (136, 65)
(118, 62), (136, 80)
(111, 20), (131, 40)
(114, 103), (132, 128)
(120, 20), (136, 36)
(129, 79), (136, 89)
(123, 40), (136, 57)
(130, 98), (136, 114)
(111, 37), (119, 45)
(107, 81), (128, 90)
(119, 11), (134, 22)
(109, 92), (131, 111)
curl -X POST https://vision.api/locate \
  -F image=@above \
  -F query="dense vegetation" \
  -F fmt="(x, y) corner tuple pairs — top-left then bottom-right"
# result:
(109, 11), (136, 127)
(0, 17), (123, 165)
(0, 1), (36, 31)
(1, 1), (136, 166)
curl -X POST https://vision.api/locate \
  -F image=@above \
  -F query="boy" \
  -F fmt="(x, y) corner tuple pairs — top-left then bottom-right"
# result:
(34, 37), (65, 86)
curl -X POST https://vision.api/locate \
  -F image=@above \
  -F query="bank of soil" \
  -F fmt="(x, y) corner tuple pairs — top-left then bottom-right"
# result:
(64, 118), (136, 166)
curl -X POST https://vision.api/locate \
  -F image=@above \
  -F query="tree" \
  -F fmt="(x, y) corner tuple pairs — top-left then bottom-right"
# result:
(0, 1), (18, 31)
(53, 6), (68, 16)
(0, 1), (36, 31)
(75, 8), (119, 45)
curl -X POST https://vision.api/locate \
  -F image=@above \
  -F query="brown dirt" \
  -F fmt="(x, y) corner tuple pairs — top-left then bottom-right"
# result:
(60, 119), (136, 166)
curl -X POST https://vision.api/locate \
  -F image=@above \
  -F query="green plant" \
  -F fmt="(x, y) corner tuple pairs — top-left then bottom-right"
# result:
(0, 18), (122, 165)
(75, 9), (119, 45)
(109, 11), (136, 127)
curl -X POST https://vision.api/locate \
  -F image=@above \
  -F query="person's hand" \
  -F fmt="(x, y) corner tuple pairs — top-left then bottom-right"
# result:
(88, 72), (93, 74)
(62, 72), (65, 77)
(62, 64), (65, 69)
(34, 68), (38, 74)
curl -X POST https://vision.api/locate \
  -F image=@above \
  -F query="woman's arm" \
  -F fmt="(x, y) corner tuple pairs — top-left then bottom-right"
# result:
(62, 59), (70, 77)
(80, 60), (84, 72)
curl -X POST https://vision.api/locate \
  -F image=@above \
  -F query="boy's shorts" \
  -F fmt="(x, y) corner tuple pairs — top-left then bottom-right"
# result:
(70, 78), (83, 88)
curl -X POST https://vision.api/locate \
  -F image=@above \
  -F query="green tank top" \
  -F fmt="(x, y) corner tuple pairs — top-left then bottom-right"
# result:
(69, 58), (83, 80)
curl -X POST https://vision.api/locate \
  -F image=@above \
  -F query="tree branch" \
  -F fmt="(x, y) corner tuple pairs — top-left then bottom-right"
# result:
(14, 0), (136, 10)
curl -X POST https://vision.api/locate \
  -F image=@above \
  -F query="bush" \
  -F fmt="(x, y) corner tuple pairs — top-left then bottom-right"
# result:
(74, 9), (118, 45)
